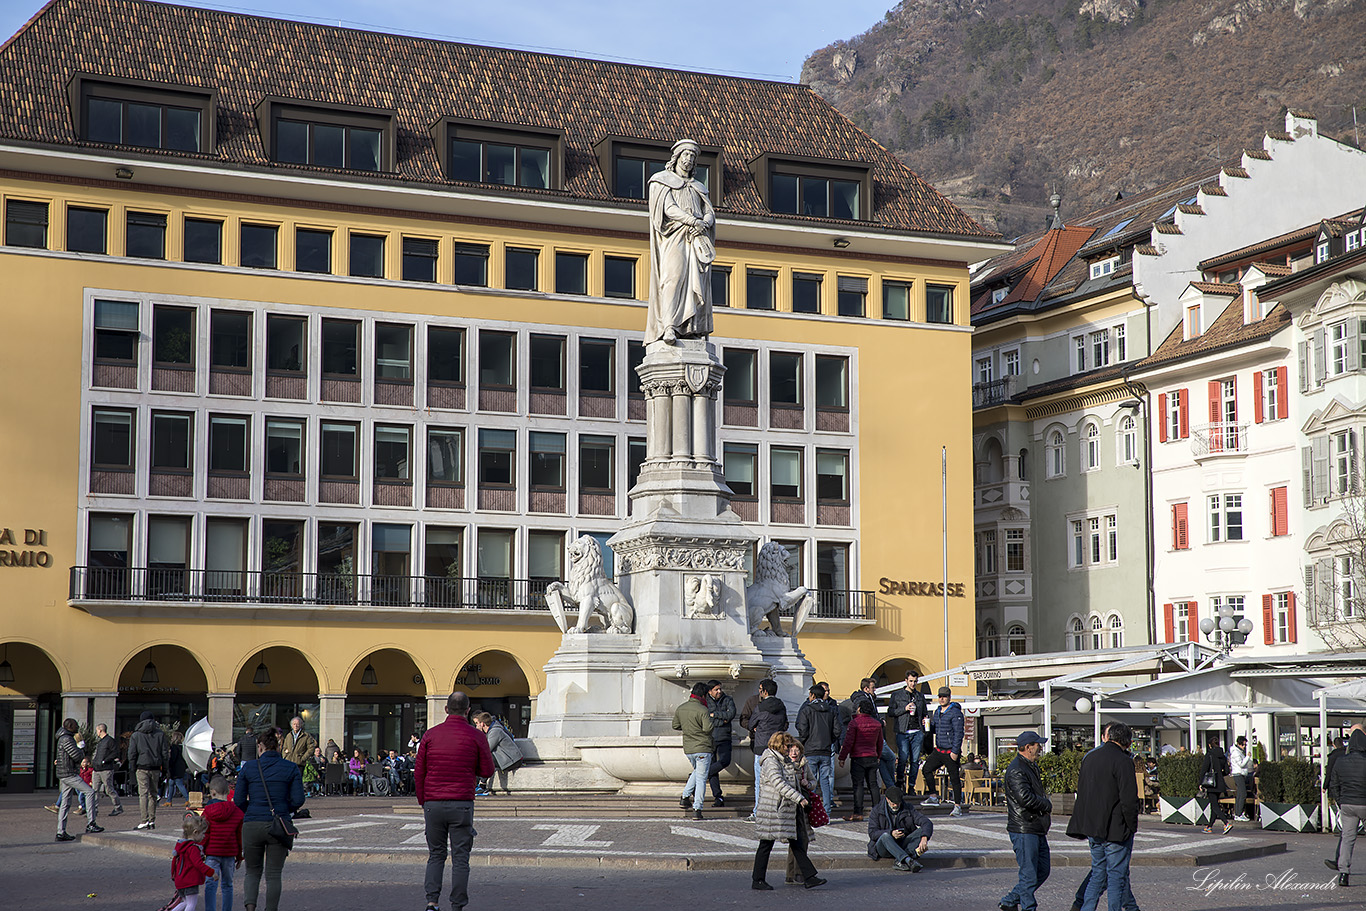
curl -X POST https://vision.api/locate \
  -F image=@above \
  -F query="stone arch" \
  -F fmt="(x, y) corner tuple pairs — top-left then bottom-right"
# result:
(116, 642), (214, 692)
(230, 643), (328, 694)
(0, 639), (67, 696)
(450, 648), (536, 738)
(449, 644), (544, 698)
(870, 656), (925, 689)
(343, 647), (431, 697)
(981, 437), (1005, 484)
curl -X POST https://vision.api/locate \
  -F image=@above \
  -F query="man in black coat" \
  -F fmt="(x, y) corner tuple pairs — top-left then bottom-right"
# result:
(888, 670), (929, 792)
(796, 684), (839, 814)
(705, 680), (737, 807)
(1067, 722), (1139, 911)
(127, 711), (169, 830)
(1001, 731), (1052, 911)
(1327, 728), (1366, 887)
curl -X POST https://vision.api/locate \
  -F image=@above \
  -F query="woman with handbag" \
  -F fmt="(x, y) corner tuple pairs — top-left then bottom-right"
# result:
(1198, 734), (1233, 835)
(234, 729), (305, 911)
(752, 732), (826, 891)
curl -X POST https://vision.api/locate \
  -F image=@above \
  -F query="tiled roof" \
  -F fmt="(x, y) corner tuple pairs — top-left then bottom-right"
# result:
(1177, 203), (1206, 216)
(1154, 223), (1184, 235)
(1223, 166), (1251, 178)
(1199, 207), (1365, 270)
(0, 0), (994, 237)
(1201, 184), (1228, 196)
(1245, 149), (1272, 161)
(970, 225), (1095, 316)
(1136, 244), (1161, 256)
(1268, 131), (1293, 142)
(1013, 364), (1127, 402)
(1140, 300), (1290, 369)
(1189, 282), (1240, 295)
(1254, 263), (1292, 276)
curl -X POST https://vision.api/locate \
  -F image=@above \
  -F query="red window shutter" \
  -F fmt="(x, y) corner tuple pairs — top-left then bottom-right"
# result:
(1158, 393), (1168, 443)
(1163, 603), (1175, 643)
(1173, 502), (1189, 550)
(1262, 593), (1275, 645)
(1208, 381), (1223, 451)
(1188, 603), (1199, 642)
(1178, 388), (1189, 438)
(1271, 486), (1288, 536)
(1253, 371), (1264, 423)
(1277, 367), (1289, 419)
(1287, 593), (1298, 644)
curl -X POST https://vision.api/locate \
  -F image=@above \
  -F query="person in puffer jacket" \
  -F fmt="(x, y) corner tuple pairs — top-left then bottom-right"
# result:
(200, 775), (244, 911)
(168, 814), (217, 911)
(921, 687), (966, 810)
(234, 729), (304, 911)
(838, 702), (884, 820)
(54, 718), (100, 841)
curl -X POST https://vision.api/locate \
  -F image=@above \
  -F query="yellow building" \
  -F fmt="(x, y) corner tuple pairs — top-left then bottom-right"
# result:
(0, 0), (1003, 789)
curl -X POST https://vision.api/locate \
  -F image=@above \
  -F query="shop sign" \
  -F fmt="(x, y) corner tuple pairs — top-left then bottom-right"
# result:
(11, 706), (36, 774)
(950, 673), (971, 688)
(455, 663), (500, 689)
(0, 527), (53, 568)
(119, 686), (182, 694)
(877, 577), (966, 597)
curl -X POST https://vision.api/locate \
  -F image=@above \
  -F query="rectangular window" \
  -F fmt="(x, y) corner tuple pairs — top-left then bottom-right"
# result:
(84, 91), (203, 152)
(425, 526), (463, 586)
(92, 408), (135, 468)
(505, 246), (539, 291)
(479, 331), (514, 387)
(427, 327), (465, 384)
(67, 206), (108, 254)
(1088, 256), (1119, 280)
(88, 513), (132, 579)
(580, 339), (615, 394)
(265, 419), (304, 476)
(350, 233), (385, 279)
(724, 443), (757, 498)
(150, 412), (192, 470)
(770, 171), (860, 219)
(321, 319), (359, 377)
(207, 310), (248, 370)
(125, 211), (167, 260)
(1107, 514), (1118, 562)
(266, 315), (305, 373)
(626, 340), (645, 400)
(816, 542), (849, 592)
(371, 524), (412, 600)
(711, 266), (730, 307)
(770, 352), (802, 405)
(815, 355), (848, 409)
(1005, 528), (1025, 572)
(604, 256), (636, 298)
(1318, 240), (1331, 263)
(883, 279), (911, 320)
(976, 356), (993, 384)
(1337, 555), (1357, 618)
(612, 154), (710, 199)
(183, 218), (222, 264)
(528, 431), (566, 489)
(261, 519), (303, 578)
(479, 429), (516, 486)
(402, 237), (438, 282)
(1172, 502), (1189, 550)
(1091, 329), (1110, 367)
(208, 415), (249, 473)
(792, 272), (822, 313)
(815, 449), (849, 503)
(454, 242), (489, 286)
(450, 136), (551, 188)
(1003, 350), (1020, 376)
(555, 251), (588, 295)
(1074, 336), (1087, 373)
(477, 529), (514, 587)
(240, 223), (278, 269)
(375, 323), (413, 380)
(427, 429), (464, 484)
(628, 438), (646, 491)
(1166, 392), (1183, 440)
(295, 227), (332, 273)
(925, 284), (954, 324)
(530, 334), (566, 391)
(374, 425), (411, 480)
(724, 349), (757, 404)
(153, 306), (195, 367)
(204, 517), (247, 595)
(1186, 303), (1202, 338)
(1331, 320), (1350, 375)
(93, 299), (139, 363)
(315, 523), (356, 590)
(746, 268), (776, 310)
(1209, 493), (1244, 542)
(5, 199), (48, 249)
(320, 422), (358, 478)
(528, 531), (564, 592)
(1334, 429), (1357, 495)
(1115, 324), (1127, 361)
(1272, 591), (1291, 643)
(275, 114), (383, 170)
(837, 276), (867, 317)
(1090, 517), (1102, 564)
(978, 531), (997, 574)
(771, 447), (803, 500)
(580, 435), (615, 492)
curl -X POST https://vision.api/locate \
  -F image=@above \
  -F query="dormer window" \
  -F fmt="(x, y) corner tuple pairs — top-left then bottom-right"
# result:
(991, 287), (1008, 304)
(751, 154), (870, 221)
(1347, 231), (1361, 253)
(437, 120), (564, 190)
(258, 99), (395, 172)
(1185, 302), (1201, 339)
(1088, 255), (1119, 280)
(76, 78), (214, 153)
(597, 138), (719, 203)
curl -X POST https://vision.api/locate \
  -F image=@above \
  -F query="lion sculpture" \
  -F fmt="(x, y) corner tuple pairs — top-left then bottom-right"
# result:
(546, 535), (635, 634)
(745, 541), (812, 637)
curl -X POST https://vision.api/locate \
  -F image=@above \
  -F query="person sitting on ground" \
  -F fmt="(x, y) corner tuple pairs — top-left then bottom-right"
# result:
(867, 785), (932, 872)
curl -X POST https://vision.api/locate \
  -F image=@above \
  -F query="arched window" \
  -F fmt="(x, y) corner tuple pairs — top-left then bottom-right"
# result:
(983, 438), (1004, 484)
(1008, 624), (1027, 655)
(1018, 448), (1029, 480)
(1090, 614), (1104, 649)
(1119, 415), (1137, 464)
(1083, 422), (1100, 471)
(1046, 430), (1065, 478)
(1069, 617), (1085, 651)
(1108, 613), (1124, 648)
(984, 621), (999, 657)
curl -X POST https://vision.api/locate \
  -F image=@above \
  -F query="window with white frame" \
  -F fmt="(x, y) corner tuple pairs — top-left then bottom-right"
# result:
(1211, 595), (1246, 645)
(976, 356), (994, 384)
(1089, 256), (1119, 280)
(1333, 429), (1357, 495)
(1119, 415), (1137, 464)
(1114, 324), (1126, 361)
(1089, 517), (1103, 564)
(1348, 231), (1361, 253)
(1090, 614), (1104, 649)
(1107, 514), (1118, 561)
(1108, 613), (1124, 648)
(1002, 349), (1020, 377)
(1175, 601), (1191, 641)
(978, 530), (997, 574)
(1007, 624), (1027, 655)
(991, 287), (1008, 304)
(1317, 240), (1331, 263)
(1071, 511), (1119, 568)
(1336, 555), (1358, 618)
(1005, 528), (1025, 571)
(1074, 336), (1086, 373)
(1331, 321), (1351, 376)
(1273, 591), (1291, 643)
(1046, 430), (1065, 478)
(1208, 493), (1244, 542)
(1082, 422), (1100, 471)
(1166, 393), (1182, 440)
(1359, 318), (1366, 369)
(1071, 520), (1084, 568)
(1091, 330), (1110, 368)
(1069, 616), (1085, 651)
(982, 621), (999, 658)
(1261, 369), (1279, 420)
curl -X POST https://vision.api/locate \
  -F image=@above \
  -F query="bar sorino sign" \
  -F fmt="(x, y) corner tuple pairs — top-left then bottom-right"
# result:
(0, 527), (53, 567)
(877, 577), (966, 597)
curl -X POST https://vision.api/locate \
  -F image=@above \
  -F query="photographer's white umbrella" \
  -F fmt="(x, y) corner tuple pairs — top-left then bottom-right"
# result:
(183, 717), (215, 773)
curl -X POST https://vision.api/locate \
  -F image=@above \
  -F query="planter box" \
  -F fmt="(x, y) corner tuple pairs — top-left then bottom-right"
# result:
(1259, 801), (1321, 833)
(1159, 795), (1212, 826)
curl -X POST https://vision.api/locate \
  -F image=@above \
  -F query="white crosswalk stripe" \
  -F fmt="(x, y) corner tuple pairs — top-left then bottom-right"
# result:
(669, 825), (757, 848)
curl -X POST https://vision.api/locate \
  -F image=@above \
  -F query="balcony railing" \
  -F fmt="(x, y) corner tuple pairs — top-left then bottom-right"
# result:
(777, 589), (875, 621)
(972, 376), (1019, 409)
(1191, 421), (1249, 457)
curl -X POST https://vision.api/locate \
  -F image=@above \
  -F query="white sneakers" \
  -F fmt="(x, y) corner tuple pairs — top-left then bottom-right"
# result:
(949, 804), (964, 817)
(135, 820), (155, 830)
(923, 795), (941, 807)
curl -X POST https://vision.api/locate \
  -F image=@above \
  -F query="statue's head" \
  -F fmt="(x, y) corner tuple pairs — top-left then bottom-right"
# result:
(668, 139), (700, 178)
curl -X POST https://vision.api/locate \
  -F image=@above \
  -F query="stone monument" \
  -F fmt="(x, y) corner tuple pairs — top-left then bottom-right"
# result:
(526, 140), (817, 792)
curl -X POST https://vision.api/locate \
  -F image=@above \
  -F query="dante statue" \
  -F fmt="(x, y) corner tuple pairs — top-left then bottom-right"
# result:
(646, 139), (715, 344)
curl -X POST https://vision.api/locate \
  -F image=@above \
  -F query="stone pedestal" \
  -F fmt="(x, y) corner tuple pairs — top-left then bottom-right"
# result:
(318, 694), (346, 753)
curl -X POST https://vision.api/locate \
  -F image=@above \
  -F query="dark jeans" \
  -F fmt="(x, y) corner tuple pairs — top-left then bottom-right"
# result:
(708, 739), (732, 799)
(1080, 836), (1133, 911)
(896, 730), (924, 791)
(242, 819), (289, 911)
(1003, 831), (1051, 911)
(1071, 834), (1138, 910)
(873, 824), (931, 862)
(879, 743), (896, 788)
(424, 800), (476, 909)
(1230, 775), (1248, 816)
(922, 749), (963, 803)
(753, 811), (817, 885)
(850, 756), (880, 814)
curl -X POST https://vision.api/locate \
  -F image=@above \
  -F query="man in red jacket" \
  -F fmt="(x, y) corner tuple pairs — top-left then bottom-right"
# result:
(416, 691), (495, 911)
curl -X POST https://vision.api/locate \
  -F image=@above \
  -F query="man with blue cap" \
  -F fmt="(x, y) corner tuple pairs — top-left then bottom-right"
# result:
(1000, 730), (1052, 911)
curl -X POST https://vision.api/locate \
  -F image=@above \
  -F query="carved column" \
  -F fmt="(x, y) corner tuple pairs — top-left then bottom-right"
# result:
(671, 382), (692, 461)
(645, 382), (671, 461)
(692, 381), (716, 466)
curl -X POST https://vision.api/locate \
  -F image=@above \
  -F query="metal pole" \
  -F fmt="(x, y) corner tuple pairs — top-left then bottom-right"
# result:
(1320, 694), (1329, 830)
(1189, 706), (1198, 751)
(1043, 682), (1053, 746)
(1094, 697), (1102, 747)
(942, 446), (949, 677)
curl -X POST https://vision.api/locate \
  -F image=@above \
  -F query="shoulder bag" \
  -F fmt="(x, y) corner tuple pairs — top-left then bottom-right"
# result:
(803, 787), (829, 828)
(256, 759), (299, 850)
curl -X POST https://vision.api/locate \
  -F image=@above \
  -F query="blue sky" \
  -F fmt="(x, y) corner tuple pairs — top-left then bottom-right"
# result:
(0, 0), (891, 82)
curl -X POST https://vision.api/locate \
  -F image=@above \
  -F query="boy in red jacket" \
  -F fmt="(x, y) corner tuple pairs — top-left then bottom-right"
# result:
(170, 814), (216, 911)
(199, 776), (243, 911)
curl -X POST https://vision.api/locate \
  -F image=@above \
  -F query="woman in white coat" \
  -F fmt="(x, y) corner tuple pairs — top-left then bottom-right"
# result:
(752, 732), (825, 890)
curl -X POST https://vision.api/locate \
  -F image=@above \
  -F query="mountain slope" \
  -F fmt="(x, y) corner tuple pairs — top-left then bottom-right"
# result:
(802, 0), (1366, 238)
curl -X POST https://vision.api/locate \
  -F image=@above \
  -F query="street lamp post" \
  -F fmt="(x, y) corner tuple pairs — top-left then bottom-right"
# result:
(1198, 603), (1254, 653)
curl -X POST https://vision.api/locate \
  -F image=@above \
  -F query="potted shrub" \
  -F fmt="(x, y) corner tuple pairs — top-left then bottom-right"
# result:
(1259, 757), (1322, 832)
(1157, 751), (1211, 826)
(1038, 749), (1084, 815)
